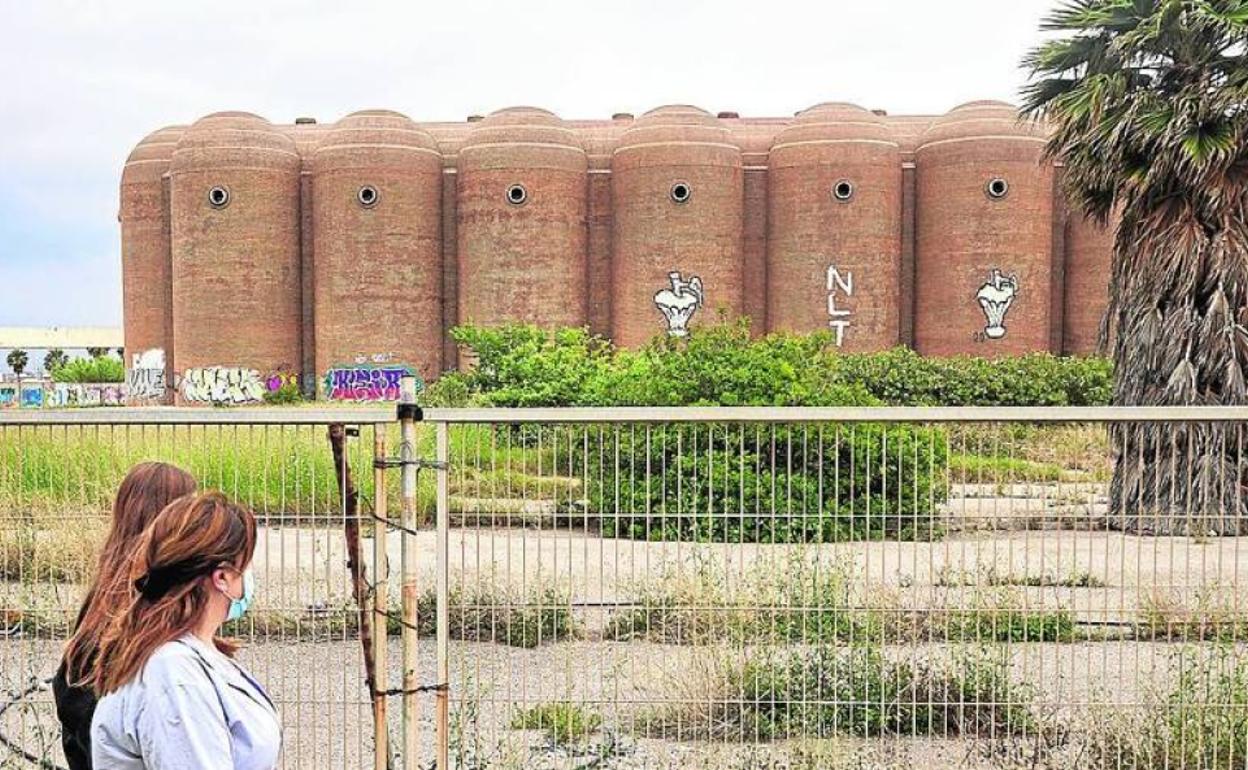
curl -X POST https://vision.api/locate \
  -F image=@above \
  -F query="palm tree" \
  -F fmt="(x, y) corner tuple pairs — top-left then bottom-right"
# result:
(6, 349), (28, 379)
(86, 347), (107, 359)
(1023, 0), (1248, 534)
(44, 348), (68, 374)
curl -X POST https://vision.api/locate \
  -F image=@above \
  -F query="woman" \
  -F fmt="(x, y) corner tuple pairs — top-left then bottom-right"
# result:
(55, 462), (197, 769)
(90, 491), (280, 770)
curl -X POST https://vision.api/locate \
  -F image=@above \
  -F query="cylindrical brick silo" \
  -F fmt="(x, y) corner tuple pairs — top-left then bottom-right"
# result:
(170, 112), (302, 403)
(120, 126), (183, 403)
(456, 107), (587, 363)
(767, 103), (902, 350)
(311, 110), (443, 395)
(1064, 212), (1115, 355)
(611, 105), (743, 348)
(914, 101), (1054, 356)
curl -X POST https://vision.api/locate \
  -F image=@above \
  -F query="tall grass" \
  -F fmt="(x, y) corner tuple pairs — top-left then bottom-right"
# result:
(642, 644), (1038, 740)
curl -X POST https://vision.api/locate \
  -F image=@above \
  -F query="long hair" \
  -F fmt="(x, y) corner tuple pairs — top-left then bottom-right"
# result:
(62, 462), (196, 686)
(93, 491), (256, 695)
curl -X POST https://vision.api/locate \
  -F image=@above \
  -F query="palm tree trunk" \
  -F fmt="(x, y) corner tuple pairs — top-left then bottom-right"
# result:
(1109, 200), (1248, 535)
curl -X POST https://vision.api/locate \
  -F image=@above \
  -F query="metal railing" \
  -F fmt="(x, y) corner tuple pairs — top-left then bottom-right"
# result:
(0, 407), (404, 770)
(3, 405), (1248, 769)
(427, 406), (1248, 770)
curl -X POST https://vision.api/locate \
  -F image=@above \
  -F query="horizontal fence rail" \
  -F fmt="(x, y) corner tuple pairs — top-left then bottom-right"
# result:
(425, 405), (1248, 423)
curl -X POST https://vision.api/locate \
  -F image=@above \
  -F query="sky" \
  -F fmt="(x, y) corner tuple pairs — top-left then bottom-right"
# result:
(0, 0), (1058, 328)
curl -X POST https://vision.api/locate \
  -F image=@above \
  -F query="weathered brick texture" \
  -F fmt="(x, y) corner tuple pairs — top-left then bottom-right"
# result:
(120, 101), (1113, 400)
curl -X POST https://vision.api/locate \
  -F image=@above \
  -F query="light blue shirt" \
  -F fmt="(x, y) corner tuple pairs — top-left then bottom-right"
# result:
(91, 634), (281, 770)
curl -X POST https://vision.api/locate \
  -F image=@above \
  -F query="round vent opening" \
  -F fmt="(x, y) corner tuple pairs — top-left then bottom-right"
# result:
(832, 179), (855, 202)
(357, 185), (379, 208)
(506, 184), (528, 206)
(986, 178), (1010, 200)
(669, 182), (692, 204)
(207, 186), (231, 209)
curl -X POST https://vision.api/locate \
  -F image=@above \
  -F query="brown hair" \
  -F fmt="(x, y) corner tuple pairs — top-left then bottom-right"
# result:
(62, 462), (197, 686)
(93, 491), (256, 695)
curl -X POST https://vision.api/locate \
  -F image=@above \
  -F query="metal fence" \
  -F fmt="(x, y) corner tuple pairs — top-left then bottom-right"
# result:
(426, 406), (1248, 770)
(3, 406), (1248, 770)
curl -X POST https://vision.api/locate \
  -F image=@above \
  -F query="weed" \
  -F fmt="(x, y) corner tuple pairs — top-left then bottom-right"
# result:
(509, 701), (602, 745)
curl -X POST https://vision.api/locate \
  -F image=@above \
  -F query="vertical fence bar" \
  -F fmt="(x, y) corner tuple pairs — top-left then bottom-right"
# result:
(435, 420), (450, 770)
(372, 423), (389, 770)
(398, 377), (420, 767)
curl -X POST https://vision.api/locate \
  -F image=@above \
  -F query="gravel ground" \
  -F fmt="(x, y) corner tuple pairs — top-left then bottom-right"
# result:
(4, 513), (1246, 769)
(1, 634), (1232, 770)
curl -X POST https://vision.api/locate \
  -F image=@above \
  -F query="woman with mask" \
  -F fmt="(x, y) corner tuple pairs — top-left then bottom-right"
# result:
(90, 491), (280, 770)
(55, 461), (197, 770)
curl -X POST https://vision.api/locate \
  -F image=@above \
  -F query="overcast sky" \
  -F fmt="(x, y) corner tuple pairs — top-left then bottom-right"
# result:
(0, 0), (1057, 327)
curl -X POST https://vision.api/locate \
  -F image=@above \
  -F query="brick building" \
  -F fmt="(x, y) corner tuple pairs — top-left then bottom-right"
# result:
(119, 101), (1112, 404)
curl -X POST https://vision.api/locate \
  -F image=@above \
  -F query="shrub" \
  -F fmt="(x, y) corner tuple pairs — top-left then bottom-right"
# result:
(644, 645), (1038, 741)
(509, 702), (602, 745)
(262, 382), (304, 405)
(1080, 646), (1248, 769)
(51, 356), (124, 383)
(827, 347), (1112, 407)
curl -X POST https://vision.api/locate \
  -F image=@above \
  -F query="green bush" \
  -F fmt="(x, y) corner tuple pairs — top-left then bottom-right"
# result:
(828, 347), (1111, 406)
(447, 321), (1112, 409)
(262, 382), (304, 405)
(510, 702), (602, 745)
(51, 356), (124, 383)
(646, 645), (1038, 740)
(443, 322), (1111, 542)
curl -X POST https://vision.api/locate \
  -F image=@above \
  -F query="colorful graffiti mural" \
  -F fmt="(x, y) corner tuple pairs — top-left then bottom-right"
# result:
(178, 367), (299, 405)
(324, 364), (418, 401)
(45, 383), (125, 408)
(21, 386), (45, 408)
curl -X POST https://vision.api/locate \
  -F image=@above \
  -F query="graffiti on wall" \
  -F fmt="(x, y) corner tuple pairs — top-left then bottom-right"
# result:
(976, 269), (1019, 341)
(324, 362), (417, 401)
(826, 265), (854, 347)
(0, 386), (16, 408)
(654, 271), (704, 337)
(46, 383), (125, 408)
(21, 387), (45, 409)
(178, 367), (299, 405)
(180, 367), (268, 404)
(127, 348), (167, 401)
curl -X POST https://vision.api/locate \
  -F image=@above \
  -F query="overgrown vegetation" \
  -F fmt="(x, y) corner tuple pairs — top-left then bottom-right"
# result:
(606, 553), (1078, 645)
(1077, 646), (1248, 769)
(509, 702), (602, 745)
(643, 645), (1038, 740)
(438, 322), (1111, 409)
(50, 356), (124, 383)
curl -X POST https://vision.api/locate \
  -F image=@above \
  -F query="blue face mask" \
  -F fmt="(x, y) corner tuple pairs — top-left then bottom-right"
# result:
(225, 567), (255, 622)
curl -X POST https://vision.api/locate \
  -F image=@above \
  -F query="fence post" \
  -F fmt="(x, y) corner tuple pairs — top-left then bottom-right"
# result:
(435, 420), (450, 770)
(372, 423), (390, 770)
(398, 376), (420, 767)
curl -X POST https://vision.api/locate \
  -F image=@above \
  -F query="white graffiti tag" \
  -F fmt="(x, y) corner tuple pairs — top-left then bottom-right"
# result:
(976, 269), (1019, 340)
(826, 265), (854, 347)
(654, 271), (704, 337)
(127, 348), (167, 401)
(180, 367), (267, 404)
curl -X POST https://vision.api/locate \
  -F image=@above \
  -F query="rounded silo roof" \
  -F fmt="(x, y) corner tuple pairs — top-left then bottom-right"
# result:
(613, 104), (739, 168)
(171, 111), (300, 173)
(311, 109), (441, 172)
(122, 126), (186, 185)
(459, 106), (584, 170)
(917, 101), (1048, 150)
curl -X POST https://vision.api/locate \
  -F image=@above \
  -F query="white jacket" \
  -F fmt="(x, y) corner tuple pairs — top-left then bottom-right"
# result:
(91, 634), (281, 770)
